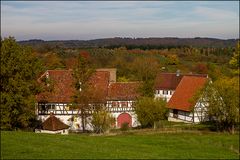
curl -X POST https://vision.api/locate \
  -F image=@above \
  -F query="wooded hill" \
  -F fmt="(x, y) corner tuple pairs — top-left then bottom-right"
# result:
(18, 37), (238, 49)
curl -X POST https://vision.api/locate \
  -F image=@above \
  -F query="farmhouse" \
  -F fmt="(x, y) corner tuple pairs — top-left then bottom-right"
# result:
(36, 69), (140, 131)
(154, 71), (209, 123)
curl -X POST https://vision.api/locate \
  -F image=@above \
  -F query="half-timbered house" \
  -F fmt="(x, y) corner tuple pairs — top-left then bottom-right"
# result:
(167, 76), (208, 123)
(154, 71), (208, 102)
(36, 69), (110, 131)
(154, 71), (209, 123)
(36, 69), (141, 130)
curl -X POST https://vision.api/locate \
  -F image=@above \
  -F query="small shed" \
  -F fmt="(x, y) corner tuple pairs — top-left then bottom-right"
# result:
(35, 113), (69, 134)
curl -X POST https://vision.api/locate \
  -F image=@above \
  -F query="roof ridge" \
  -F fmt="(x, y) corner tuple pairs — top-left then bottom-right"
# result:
(47, 69), (72, 72)
(112, 82), (140, 83)
(159, 72), (207, 76)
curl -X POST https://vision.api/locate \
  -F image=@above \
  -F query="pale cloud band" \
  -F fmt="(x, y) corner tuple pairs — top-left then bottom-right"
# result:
(1, 1), (239, 40)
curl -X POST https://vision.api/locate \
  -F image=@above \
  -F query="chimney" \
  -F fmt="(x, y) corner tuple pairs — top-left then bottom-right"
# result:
(176, 70), (180, 77)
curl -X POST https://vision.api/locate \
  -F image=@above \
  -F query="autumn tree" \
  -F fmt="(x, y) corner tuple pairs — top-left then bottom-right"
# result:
(204, 77), (239, 133)
(1, 37), (42, 130)
(72, 52), (95, 132)
(64, 57), (78, 69)
(193, 63), (208, 74)
(166, 54), (179, 65)
(131, 56), (160, 97)
(135, 97), (168, 128)
(91, 109), (115, 134)
(43, 52), (65, 70)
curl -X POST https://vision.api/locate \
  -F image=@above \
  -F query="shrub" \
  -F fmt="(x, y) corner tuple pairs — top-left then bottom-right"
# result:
(120, 122), (129, 131)
(135, 97), (168, 128)
(91, 109), (115, 134)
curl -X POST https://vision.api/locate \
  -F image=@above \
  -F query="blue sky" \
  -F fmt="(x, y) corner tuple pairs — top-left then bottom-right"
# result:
(1, 1), (239, 40)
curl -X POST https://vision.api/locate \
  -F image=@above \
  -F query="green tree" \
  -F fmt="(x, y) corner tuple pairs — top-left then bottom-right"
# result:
(91, 109), (115, 134)
(204, 77), (239, 133)
(1, 37), (42, 130)
(229, 41), (239, 75)
(135, 97), (168, 128)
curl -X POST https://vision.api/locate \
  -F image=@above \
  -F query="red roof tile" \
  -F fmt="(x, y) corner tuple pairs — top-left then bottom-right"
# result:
(154, 73), (207, 90)
(167, 76), (208, 111)
(41, 114), (69, 131)
(107, 82), (141, 100)
(154, 73), (183, 90)
(36, 70), (110, 103)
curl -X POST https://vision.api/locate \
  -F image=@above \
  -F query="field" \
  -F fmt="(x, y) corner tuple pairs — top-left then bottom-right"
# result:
(1, 130), (239, 159)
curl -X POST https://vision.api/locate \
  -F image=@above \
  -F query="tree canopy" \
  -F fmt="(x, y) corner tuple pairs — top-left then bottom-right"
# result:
(1, 37), (42, 130)
(204, 77), (239, 133)
(135, 97), (168, 128)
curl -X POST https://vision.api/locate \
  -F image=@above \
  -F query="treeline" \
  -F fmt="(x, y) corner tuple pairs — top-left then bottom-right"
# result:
(18, 37), (238, 49)
(31, 44), (237, 82)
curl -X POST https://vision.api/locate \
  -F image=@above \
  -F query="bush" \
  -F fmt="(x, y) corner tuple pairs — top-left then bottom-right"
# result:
(91, 109), (115, 134)
(135, 97), (168, 128)
(120, 122), (129, 131)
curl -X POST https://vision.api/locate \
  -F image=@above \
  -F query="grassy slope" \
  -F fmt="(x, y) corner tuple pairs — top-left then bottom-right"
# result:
(1, 131), (239, 159)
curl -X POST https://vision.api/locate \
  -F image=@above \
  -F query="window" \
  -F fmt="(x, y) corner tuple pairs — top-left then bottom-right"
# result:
(112, 102), (118, 108)
(46, 104), (55, 110)
(163, 90), (168, 95)
(173, 109), (178, 118)
(121, 101), (128, 108)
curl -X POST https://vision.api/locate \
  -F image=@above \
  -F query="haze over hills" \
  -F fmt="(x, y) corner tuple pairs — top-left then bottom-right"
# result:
(18, 37), (239, 49)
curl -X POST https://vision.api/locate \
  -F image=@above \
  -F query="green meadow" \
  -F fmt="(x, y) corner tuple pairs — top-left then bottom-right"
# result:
(1, 131), (239, 159)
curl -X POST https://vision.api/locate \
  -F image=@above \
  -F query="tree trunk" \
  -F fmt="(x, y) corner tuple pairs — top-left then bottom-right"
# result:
(230, 124), (235, 134)
(81, 108), (85, 132)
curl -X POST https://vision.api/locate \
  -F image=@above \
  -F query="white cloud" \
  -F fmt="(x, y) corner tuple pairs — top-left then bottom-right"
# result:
(194, 6), (238, 21)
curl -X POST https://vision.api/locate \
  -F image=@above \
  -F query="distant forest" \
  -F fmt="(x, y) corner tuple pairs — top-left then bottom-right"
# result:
(18, 37), (238, 49)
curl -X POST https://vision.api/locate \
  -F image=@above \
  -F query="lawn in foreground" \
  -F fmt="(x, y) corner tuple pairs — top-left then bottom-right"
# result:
(1, 131), (239, 159)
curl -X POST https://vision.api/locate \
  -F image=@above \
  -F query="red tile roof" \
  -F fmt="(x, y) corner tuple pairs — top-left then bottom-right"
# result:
(154, 73), (207, 90)
(88, 71), (110, 102)
(41, 114), (69, 131)
(154, 73), (183, 90)
(167, 76), (208, 111)
(36, 70), (110, 103)
(107, 82), (141, 100)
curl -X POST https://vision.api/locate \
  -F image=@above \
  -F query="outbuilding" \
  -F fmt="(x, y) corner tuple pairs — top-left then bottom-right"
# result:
(35, 113), (70, 134)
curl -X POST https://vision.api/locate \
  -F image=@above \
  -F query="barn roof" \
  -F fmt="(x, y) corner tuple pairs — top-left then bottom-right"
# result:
(107, 82), (141, 100)
(41, 114), (69, 131)
(167, 76), (208, 112)
(154, 72), (207, 90)
(36, 70), (110, 103)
